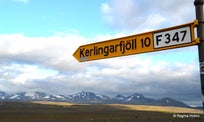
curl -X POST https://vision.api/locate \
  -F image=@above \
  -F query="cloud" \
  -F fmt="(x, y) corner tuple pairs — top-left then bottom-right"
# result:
(0, 33), (88, 72)
(0, 33), (91, 92)
(101, 0), (194, 34)
(0, 32), (201, 106)
(10, 64), (58, 84)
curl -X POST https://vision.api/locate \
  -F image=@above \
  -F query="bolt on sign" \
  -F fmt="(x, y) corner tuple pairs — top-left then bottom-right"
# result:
(73, 20), (200, 62)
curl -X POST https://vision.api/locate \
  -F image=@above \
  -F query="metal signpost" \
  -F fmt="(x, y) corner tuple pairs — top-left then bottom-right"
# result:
(194, 0), (204, 112)
(73, 21), (199, 62)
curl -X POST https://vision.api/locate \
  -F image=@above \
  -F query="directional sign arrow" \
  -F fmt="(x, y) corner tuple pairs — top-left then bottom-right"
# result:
(73, 20), (199, 62)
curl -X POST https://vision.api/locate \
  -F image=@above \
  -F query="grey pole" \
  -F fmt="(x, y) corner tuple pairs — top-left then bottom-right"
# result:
(194, 0), (204, 112)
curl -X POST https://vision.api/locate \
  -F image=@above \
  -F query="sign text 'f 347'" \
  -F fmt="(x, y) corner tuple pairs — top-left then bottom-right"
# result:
(73, 20), (199, 62)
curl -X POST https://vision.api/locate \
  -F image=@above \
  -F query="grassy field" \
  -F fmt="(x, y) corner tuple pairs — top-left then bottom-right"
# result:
(109, 104), (203, 114)
(0, 101), (203, 122)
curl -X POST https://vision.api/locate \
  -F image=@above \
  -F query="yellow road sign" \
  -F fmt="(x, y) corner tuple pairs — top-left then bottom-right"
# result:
(73, 20), (199, 62)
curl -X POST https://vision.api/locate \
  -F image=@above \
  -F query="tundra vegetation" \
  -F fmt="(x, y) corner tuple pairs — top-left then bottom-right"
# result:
(0, 101), (203, 122)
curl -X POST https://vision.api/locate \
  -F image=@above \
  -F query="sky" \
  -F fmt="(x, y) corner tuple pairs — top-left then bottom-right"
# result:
(0, 0), (202, 106)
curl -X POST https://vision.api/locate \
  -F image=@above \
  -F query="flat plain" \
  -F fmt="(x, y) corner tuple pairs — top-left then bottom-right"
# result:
(0, 101), (203, 122)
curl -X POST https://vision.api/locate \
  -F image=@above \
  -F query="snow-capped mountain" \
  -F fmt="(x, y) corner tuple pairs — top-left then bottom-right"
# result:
(114, 95), (126, 101)
(25, 92), (50, 100)
(9, 92), (27, 100)
(155, 97), (190, 108)
(0, 91), (190, 108)
(0, 91), (8, 100)
(125, 93), (145, 102)
(69, 91), (111, 102)
(125, 93), (155, 104)
(6, 92), (69, 101)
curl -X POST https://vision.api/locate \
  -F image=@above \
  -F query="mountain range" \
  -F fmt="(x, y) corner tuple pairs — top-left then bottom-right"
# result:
(0, 91), (190, 108)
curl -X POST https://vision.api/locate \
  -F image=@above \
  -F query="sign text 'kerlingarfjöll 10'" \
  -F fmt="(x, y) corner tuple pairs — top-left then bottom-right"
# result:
(73, 20), (199, 62)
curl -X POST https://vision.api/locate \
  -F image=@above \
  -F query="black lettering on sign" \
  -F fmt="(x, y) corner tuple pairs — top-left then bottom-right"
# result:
(85, 49), (89, 57)
(80, 48), (85, 57)
(154, 28), (189, 48)
(120, 41), (125, 54)
(156, 35), (162, 46)
(110, 45), (115, 53)
(141, 37), (151, 48)
(164, 33), (171, 44)
(180, 30), (186, 41)
(126, 40), (132, 50)
(172, 32), (179, 42)
(163, 31), (187, 44)
(79, 38), (137, 58)
(89, 49), (93, 56)
(104, 46), (109, 56)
